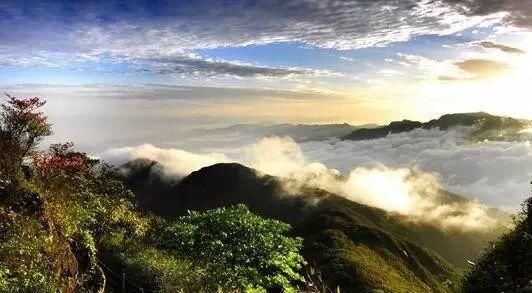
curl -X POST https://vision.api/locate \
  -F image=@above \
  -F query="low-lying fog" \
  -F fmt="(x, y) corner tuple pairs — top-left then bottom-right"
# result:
(103, 125), (532, 219)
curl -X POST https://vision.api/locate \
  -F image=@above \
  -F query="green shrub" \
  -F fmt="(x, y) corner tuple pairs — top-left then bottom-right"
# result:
(158, 205), (306, 292)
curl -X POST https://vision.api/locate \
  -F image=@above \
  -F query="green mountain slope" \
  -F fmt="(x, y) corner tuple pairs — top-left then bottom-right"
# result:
(120, 161), (509, 292)
(462, 197), (532, 292)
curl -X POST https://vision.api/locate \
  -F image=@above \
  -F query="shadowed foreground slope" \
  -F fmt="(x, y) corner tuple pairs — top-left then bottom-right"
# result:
(462, 197), (532, 292)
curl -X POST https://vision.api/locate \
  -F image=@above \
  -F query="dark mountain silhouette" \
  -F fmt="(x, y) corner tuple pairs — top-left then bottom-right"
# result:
(118, 159), (179, 212)
(342, 120), (422, 140)
(119, 160), (510, 292)
(343, 112), (528, 141)
(463, 197), (532, 292)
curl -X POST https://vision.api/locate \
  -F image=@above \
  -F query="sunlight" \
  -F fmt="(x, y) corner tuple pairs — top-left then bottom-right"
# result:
(414, 44), (532, 119)
(343, 168), (415, 214)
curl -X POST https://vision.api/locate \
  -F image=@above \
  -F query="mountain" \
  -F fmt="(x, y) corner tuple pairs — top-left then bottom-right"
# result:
(118, 158), (180, 212)
(343, 112), (529, 141)
(119, 161), (510, 292)
(192, 123), (368, 142)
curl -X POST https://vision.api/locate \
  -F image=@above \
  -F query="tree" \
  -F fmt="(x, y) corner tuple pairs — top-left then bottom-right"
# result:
(157, 205), (306, 292)
(0, 95), (51, 178)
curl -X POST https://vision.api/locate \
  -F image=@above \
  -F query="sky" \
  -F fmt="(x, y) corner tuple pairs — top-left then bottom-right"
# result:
(1, 0), (532, 132)
(2, 1), (532, 212)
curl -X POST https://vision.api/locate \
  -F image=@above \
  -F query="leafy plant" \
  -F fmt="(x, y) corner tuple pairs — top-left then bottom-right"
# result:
(0, 95), (51, 169)
(158, 205), (306, 292)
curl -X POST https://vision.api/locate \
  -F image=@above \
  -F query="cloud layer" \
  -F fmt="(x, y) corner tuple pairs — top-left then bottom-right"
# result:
(102, 128), (532, 231)
(103, 126), (532, 213)
(298, 128), (532, 211)
(0, 0), (510, 73)
(478, 41), (526, 54)
(443, 0), (532, 28)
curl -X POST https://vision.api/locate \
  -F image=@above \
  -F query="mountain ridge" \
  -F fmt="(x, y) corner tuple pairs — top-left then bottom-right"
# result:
(343, 112), (529, 141)
(191, 122), (370, 142)
(119, 160), (511, 292)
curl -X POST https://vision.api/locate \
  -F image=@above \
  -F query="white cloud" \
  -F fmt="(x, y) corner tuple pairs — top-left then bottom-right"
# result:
(395, 53), (467, 80)
(340, 56), (356, 62)
(0, 0), (508, 72)
(298, 128), (532, 211)
(101, 133), (523, 231)
(102, 144), (230, 177)
(441, 0), (532, 29)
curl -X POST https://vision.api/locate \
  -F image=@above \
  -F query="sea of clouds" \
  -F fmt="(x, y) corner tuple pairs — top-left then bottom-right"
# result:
(298, 127), (532, 212)
(102, 126), (532, 230)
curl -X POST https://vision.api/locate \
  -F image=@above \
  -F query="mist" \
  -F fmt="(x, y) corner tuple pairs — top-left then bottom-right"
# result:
(298, 127), (532, 212)
(103, 144), (230, 177)
(102, 131), (522, 231)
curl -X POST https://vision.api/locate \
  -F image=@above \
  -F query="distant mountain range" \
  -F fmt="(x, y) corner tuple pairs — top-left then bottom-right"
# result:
(343, 112), (530, 141)
(192, 123), (372, 142)
(119, 159), (510, 292)
(188, 112), (530, 145)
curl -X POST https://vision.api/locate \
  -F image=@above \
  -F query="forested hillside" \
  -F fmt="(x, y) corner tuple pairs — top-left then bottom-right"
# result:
(463, 197), (532, 292)
(119, 160), (516, 292)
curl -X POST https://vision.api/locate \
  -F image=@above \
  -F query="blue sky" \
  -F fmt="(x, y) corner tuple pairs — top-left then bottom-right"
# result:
(1, 0), (531, 132)
(4, 0), (532, 214)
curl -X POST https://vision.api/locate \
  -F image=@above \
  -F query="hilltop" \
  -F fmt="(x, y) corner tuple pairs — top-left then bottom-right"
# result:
(343, 112), (529, 141)
(119, 160), (511, 292)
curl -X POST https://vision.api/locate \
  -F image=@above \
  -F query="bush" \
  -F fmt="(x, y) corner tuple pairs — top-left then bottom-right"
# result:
(158, 205), (306, 292)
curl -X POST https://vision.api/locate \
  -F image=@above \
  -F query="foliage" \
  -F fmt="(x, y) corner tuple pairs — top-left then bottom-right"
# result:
(158, 204), (306, 292)
(0, 96), (150, 291)
(119, 246), (205, 293)
(32, 142), (96, 175)
(0, 95), (51, 170)
(0, 264), (10, 292)
(0, 95), (52, 183)
(28, 142), (147, 247)
(462, 196), (532, 292)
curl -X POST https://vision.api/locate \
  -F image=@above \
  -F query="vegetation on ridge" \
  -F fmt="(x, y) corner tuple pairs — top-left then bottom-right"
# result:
(462, 196), (532, 292)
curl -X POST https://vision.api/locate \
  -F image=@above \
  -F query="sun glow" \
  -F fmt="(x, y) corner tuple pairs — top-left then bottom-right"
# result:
(414, 37), (532, 119)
